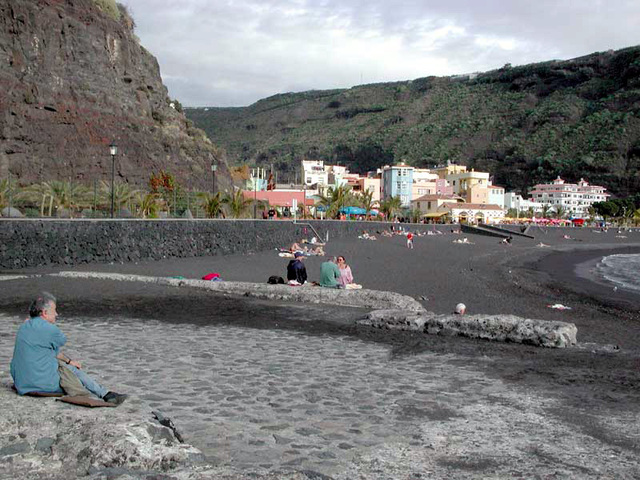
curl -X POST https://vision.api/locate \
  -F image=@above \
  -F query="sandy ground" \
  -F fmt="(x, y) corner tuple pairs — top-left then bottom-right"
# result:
(1, 225), (639, 478)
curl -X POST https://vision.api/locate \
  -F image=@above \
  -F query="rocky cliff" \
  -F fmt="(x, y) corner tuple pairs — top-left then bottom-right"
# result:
(0, 0), (230, 190)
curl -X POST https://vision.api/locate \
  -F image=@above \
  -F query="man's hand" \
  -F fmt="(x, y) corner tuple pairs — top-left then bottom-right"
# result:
(69, 360), (82, 369)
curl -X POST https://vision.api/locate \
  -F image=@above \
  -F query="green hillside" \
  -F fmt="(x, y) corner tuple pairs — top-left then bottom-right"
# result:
(186, 46), (640, 197)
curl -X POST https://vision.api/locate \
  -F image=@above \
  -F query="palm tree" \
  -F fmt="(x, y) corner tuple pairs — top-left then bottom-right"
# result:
(135, 192), (162, 218)
(357, 189), (378, 220)
(633, 208), (640, 227)
(99, 181), (139, 213)
(224, 189), (252, 218)
(25, 181), (92, 216)
(0, 179), (10, 211)
(554, 205), (567, 219)
(379, 196), (403, 220)
(198, 192), (225, 218)
(541, 203), (552, 219)
(19, 182), (50, 216)
(318, 184), (353, 218)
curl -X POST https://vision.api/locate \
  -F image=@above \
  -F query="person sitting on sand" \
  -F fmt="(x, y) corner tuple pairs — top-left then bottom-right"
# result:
(336, 256), (362, 289)
(500, 236), (513, 245)
(319, 257), (343, 288)
(10, 292), (127, 405)
(286, 252), (307, 285)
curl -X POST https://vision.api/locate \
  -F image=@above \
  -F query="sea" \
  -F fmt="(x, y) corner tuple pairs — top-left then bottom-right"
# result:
(596, 253), (640, 293)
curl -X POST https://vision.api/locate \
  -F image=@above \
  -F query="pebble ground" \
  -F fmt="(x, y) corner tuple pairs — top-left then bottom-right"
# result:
(1, 308), (638, 479)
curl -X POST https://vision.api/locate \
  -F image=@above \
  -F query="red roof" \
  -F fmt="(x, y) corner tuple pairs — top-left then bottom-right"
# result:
(242, 190), (315, 207)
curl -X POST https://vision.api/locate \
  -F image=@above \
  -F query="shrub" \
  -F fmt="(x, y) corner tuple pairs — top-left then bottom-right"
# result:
(92, 0), (120, 20)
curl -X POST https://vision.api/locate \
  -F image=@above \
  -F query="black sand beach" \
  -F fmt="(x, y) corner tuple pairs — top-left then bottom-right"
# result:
(1, 225), (639, 478)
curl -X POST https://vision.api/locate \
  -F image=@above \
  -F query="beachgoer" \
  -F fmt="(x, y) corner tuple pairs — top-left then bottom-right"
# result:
(286, 252), (307, 285)
(336, 256), (362, 289)
(10, 292), (127, 404)
(454, 303), (466, 315)
(319, 257), (343, 288)
(268, 208), (276, 220)
(407, 232), (414, 249)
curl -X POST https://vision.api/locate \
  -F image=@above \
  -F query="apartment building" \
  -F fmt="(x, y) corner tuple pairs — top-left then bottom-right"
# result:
(528, 177), (609, 216)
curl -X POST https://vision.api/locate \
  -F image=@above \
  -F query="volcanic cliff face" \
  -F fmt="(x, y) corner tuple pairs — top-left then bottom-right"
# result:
(0, 0), (230, 189)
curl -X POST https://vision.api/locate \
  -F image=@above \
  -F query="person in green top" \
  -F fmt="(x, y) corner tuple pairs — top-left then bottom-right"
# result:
(319, 257), (344, 288)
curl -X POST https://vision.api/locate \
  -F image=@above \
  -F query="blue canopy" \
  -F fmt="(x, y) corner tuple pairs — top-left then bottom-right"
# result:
(339, 206), (367, 215)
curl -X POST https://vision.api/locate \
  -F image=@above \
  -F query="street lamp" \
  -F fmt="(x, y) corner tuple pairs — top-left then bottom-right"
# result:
(211, 163), (217, 196)
(253, 169), (258, 219)
(109, 141), (117, 218)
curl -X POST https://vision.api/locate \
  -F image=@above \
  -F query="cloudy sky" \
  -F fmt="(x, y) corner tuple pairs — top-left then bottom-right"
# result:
(121, 0), (640, 107)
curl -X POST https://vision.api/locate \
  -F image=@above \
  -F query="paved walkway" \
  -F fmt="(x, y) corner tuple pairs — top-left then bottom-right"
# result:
(1, 311), (638, 479)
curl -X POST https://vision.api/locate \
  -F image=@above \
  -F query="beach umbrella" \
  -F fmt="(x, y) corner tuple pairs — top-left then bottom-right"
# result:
(339, 206), (367, 215)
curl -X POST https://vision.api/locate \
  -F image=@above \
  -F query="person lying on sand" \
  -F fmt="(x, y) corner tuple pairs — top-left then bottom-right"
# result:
(453, 237), (473, 244)
(537, 242), (550, 247)
(11, 292), (127, 405)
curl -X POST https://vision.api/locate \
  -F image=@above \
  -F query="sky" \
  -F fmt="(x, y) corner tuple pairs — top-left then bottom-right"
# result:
(121, 0), (640, 107)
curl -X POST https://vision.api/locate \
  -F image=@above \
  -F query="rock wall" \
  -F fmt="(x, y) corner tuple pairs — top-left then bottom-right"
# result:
(0, 0), (230, 189)
(359, 309), (578, 348)
(0, 219), (444, 269)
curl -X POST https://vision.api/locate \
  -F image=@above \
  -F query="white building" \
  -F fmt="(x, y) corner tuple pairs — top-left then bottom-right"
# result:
(528, 177), (609, 216)
(488, 185), (505, 209)
(504, 192), (544, 214)
(441, 202), (506, 224)
(302, 160), (328, 188)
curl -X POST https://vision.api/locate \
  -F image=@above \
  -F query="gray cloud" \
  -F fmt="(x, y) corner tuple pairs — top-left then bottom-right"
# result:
(122, 0), (640, 107)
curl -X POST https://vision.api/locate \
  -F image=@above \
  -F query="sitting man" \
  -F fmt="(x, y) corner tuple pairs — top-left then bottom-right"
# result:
(286, 251), (307, 285)
(319, 257), (344, 288)
(10, 292), (127, 405)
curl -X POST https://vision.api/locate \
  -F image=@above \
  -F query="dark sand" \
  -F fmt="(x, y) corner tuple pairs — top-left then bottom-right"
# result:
(1, 225), (640, 470)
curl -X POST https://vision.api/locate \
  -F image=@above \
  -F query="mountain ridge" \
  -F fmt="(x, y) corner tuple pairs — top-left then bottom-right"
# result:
(187, 46), (640, 197)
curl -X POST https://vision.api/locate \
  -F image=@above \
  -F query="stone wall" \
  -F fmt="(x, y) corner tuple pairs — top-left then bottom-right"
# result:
(0, 219), (447, 269)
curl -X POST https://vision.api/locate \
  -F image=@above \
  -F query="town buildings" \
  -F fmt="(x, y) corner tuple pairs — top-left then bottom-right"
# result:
(527, 177), (609, 216)
(247, 159), (608, 222)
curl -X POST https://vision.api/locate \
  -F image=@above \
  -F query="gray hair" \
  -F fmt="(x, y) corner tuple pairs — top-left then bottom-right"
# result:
(29, 292), (56, 318)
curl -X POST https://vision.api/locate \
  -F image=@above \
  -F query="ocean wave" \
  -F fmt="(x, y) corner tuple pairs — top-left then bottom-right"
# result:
(596, 254), (640, 292)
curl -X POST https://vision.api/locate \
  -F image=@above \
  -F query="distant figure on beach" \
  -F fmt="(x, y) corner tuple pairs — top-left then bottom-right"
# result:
(500, 236), (513, 245)
(268, 208), (276, 220)
(286, 252), (307, 285)
(10, 292), (127, 405)
(406, 232), (414, 249)
(454, 303), (466, 315)
(320, 257), (343, 288)
(337, 256), (362, 289)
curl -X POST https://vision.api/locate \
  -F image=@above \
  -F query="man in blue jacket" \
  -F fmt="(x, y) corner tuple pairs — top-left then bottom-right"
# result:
(286, 251), (307, 284)
(10, 292), (127, 405)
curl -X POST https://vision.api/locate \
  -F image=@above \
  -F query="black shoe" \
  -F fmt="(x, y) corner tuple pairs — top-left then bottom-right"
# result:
(103, 391), (128, 405)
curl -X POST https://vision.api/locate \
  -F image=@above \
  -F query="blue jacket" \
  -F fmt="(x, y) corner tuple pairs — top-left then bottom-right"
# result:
(287, 259), (307, 284)
(10, 317), (66, 395)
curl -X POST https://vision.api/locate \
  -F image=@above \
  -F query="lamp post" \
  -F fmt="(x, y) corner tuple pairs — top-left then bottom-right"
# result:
(210, 163), (217, 197)
(253, 169), (258, 219)
(109, 141), (117, 218)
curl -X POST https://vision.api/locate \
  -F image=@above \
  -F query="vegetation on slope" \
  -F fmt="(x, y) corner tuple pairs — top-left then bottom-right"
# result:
(187, 47), (640, 197)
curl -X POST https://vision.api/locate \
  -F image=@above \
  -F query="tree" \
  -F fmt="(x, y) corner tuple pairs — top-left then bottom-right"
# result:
(541, 203), (552, 219)
(554, 205), (567, 219)
(593, 201), (619, 223)
(356, 189), (378, 220)
(23, 181), (92, 216)
(317, 184), (354, 218)
(135, 192), (162, 218)
(198, 192), (225, 218)
(223, 189), (251, 218)
(379, 196), (403, 220)
(99, 181), (139, 212)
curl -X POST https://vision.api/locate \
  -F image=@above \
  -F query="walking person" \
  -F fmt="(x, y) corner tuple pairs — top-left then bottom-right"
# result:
(406, 231), (414, 249)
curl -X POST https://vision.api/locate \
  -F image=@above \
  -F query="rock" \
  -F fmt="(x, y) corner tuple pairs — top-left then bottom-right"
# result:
(359, 310), (578, 348)
(35, 437), (55, 453)
(0, 442), (30, 456)
(0, 207), (24, 218)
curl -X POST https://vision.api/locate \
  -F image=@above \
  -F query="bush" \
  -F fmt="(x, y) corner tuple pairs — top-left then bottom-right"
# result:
(92, 0), (120, 20)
